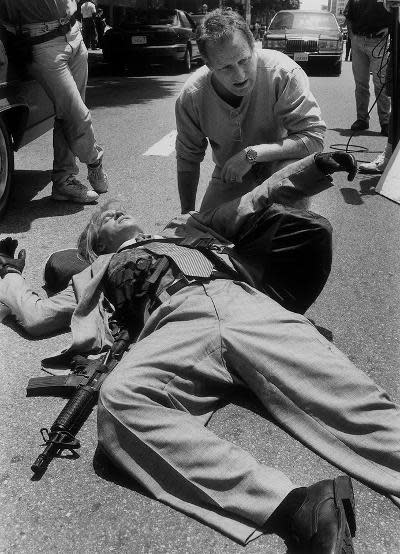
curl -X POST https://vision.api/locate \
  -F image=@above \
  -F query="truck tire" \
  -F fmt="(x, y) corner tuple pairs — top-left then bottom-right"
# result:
(0, 118), (13, 218)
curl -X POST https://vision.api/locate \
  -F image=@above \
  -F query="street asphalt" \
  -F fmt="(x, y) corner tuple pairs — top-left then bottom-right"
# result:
(1, 48), (400, 553)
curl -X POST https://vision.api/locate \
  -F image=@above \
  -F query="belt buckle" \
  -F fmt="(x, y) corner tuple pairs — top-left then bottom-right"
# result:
(210, 243), (232, 254)
(182, 275), (197, 285)
(59, 17), (71, 34)
(41, 23), (49, 33)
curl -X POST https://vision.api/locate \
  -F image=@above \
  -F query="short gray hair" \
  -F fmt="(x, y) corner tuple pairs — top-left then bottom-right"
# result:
(196, 8), (254, 64)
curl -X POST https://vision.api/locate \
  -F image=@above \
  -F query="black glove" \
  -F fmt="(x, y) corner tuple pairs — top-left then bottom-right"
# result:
(0, 237), (26, 278)
(315, 152), (357, 181)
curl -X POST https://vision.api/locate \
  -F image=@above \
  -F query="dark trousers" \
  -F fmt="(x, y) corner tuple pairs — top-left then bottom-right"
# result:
(233, 202), (332, 314)
(82, 18), (97, 49)
(345, 36), (352, 60)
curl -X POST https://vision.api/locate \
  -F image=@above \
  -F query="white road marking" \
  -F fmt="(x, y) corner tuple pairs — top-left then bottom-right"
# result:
(143, 130), (177, 157)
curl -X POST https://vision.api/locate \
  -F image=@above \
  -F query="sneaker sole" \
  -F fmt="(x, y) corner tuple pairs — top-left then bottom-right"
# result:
(52, 193), (99, 204)
(358, 167), (384, 174)
(90, 184), (108, 194)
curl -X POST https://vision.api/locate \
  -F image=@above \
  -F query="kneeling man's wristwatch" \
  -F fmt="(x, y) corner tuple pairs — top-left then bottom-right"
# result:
(245, 147), (258, 164)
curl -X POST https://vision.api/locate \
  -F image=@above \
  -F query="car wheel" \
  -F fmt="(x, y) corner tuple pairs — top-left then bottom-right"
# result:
(177, 47), (191, 73)
(0, 118), (13, 218)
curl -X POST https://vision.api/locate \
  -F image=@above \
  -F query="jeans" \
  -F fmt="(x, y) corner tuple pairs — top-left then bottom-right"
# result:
(351, 33), (391, 126)
(29, 23), (103, 185)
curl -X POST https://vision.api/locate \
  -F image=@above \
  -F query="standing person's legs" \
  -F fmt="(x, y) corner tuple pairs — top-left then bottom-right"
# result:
(64, 28), (103, 165)
(351, 34), (371, 126)
(91, 22), (98, 50)
(81, 19), (90, 48)
(50, 29), (92, 186)
(217, 280), (400, 501)
(98, 285), (296, 545)
(29, 26), (106, 200)
(358, 47), (393, 174)
(368, 37), (391, 131)
(345, 37), (351, 61)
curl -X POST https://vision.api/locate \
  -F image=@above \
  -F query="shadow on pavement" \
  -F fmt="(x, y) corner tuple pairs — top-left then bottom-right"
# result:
(0, 170), (84, 233)
(359, 176), (380, 196)
(339, 175), (380, 204)
(93, 445), (152, 498)
(86, 72), (180, 109)
(340, 187), (364, 205)
(329, 127), (383, 139)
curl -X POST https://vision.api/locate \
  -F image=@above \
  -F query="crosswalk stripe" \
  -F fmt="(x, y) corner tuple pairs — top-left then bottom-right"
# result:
(143, 130), (177, 157)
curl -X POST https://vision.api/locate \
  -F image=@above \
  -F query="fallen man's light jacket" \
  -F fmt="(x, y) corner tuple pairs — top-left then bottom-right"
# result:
(41, 155), (334, 370)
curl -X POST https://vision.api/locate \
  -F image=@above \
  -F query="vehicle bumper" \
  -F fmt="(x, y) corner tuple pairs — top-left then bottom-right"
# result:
(108, 44), (187, 62)
(283, 52), (342, 63)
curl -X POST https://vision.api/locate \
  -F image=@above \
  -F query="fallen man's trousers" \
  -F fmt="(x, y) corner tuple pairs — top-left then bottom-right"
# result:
(98, 279), (400, 544)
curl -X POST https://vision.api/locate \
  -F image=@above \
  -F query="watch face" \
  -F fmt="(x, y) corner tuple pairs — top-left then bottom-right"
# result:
(246, 148), (257, 162)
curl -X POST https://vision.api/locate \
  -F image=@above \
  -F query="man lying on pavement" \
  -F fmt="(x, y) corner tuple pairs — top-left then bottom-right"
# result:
(4, 152), (400, 554)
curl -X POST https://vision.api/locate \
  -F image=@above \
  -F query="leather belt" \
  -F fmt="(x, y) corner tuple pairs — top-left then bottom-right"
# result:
(3, 15), (77, 45)
(163, 270), (236, 300)
(29, 15), (77, 44)
(165, 277), (199, 297)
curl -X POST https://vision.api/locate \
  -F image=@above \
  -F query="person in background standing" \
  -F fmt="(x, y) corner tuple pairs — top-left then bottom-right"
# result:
(0, 0), (108, 203)
(81, 0), (97, 50)
(253, 20), (260, 40)
(95, 7), (106, 48)
(344, 0), (391, 135)
(359, 0), (396, 173)
(345, 32), (352, 61)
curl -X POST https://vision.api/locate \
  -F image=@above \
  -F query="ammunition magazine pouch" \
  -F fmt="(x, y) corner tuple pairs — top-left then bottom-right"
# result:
(104, 236), (243, 332)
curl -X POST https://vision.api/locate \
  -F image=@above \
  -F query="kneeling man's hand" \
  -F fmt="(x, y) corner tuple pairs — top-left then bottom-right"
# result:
(221, 151), (252, 184)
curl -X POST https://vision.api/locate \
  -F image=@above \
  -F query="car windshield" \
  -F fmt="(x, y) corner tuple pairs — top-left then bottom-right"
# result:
(117, 9), (178, 26)
(269, 12), (338, 31)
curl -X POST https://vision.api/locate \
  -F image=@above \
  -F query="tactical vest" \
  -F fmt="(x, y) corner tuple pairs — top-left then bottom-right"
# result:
(104, 236), (246, 335)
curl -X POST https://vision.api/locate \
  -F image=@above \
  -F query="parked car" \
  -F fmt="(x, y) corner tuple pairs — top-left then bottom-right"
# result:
(0, 29), (54, 217)
(102, 8), (202, 73)
(262, 10), (343, 75)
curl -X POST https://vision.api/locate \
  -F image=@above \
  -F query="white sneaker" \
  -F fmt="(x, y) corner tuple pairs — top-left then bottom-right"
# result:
(359, 152), (389, 174)
(87, 159), (108, 193)
(52, 177), (99, 204)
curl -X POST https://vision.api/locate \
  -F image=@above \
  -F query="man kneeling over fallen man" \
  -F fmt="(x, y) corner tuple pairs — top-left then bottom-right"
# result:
(1, 153), (400, 554)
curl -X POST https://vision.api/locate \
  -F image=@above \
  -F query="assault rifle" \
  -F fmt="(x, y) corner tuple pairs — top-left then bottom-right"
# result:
(29, 328), (130, 476)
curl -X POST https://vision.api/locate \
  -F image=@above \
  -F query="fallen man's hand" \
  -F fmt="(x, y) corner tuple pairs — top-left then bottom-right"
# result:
(315, 152), (357, 181)
(0, 237), (26, 277)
